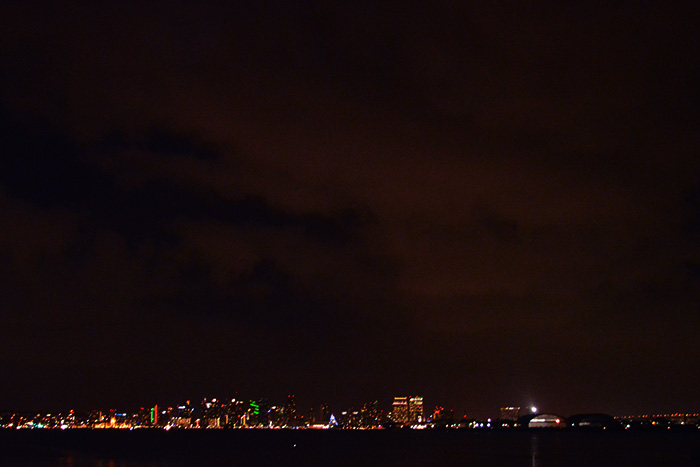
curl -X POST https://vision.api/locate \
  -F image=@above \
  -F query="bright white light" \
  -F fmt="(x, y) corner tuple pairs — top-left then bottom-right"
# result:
(531, 407), (538, 413)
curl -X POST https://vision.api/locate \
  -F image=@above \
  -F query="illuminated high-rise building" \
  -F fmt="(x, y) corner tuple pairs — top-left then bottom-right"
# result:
(392, 396), (424, 426)
(320, 403), (330, 424)
(361, 400), (380, 428)
(409, 397), (424, 424)
(284, 395), (297, 426)
(391, 397), (409, 425)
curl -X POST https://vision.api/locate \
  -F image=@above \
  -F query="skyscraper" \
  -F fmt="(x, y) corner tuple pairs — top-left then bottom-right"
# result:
(320, 403), (330, 424)
(361, 400), (380, 428)
(284, 395), (297, 427)
(408, 396), (424, 424)
(392, 397), (409, 425)
(392, 396), (424, 426)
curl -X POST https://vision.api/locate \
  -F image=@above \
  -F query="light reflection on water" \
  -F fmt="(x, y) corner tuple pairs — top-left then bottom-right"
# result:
(530, 433), (539, 467)
(7, 430), (700, 466)
(58, 455), (164, 467)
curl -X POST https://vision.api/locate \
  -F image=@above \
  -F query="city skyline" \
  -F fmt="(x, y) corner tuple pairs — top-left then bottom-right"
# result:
(3, 392), (699, 431)
(3, 390), (698, 428)
(0, 2), (699, 420)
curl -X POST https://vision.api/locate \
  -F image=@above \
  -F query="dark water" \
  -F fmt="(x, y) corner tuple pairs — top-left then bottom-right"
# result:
(2, 429), (700, 466)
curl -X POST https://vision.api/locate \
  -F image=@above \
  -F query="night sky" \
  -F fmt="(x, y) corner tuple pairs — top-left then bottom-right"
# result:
(1, 1), (699, 418)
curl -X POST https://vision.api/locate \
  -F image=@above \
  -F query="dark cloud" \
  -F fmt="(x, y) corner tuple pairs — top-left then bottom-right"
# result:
(0, 106), (372, 247)
(0, 109), (102, 209)
(100, 128), (222, 161)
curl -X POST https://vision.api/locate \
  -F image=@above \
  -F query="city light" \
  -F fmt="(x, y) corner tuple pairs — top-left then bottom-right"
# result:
(1, 398), (697, 432)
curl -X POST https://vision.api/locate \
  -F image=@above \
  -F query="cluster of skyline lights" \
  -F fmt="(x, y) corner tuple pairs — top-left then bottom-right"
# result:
(1, 397), (699, 431)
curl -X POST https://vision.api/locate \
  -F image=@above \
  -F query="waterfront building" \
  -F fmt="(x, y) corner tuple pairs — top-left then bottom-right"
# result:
(409, 397), (424, 424)
(392, 397), (409, 425)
